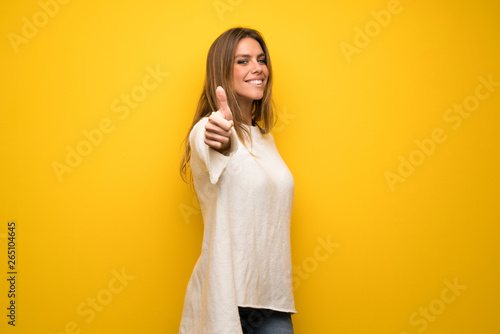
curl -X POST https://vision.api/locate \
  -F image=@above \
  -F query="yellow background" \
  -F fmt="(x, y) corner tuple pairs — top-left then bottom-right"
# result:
(1, 0), (499, 333)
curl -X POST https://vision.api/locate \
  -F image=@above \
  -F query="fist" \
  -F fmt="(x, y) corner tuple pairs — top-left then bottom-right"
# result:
(204, 86), (234, 153)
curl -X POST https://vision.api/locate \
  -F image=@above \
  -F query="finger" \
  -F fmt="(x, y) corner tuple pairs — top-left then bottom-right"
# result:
(206, 123), (231, 139)
(216, 86), (233, 121)
(204, 138), (221, 149)
(204, 131), (231, 145)
(208, 111), (233, 132)
(205, 115), (232, 140)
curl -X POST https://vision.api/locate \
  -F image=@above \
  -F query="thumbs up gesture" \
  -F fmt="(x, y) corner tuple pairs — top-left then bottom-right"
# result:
(204, 86), (234, 153)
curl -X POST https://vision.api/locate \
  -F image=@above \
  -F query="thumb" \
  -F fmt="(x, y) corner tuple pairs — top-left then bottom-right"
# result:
(216, 86), (233, 121)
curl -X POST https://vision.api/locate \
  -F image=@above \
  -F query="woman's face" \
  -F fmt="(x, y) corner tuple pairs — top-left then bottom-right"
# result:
(232, 37), (269, 104)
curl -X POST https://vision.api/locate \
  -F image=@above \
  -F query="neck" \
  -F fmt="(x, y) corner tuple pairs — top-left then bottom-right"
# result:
(238, 98), (253, 126)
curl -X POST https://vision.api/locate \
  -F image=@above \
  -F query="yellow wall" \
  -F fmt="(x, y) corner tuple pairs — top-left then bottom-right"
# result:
(1, 0), (499, 333)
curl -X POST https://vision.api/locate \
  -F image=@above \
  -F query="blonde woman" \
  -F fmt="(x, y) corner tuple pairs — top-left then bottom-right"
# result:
(180, 27), (295, 334)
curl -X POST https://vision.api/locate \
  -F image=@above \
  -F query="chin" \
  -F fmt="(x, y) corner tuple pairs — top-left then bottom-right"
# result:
(235, 85), (266, 102)
(251, 93), (264, 100)
(245, 89), (265, 101)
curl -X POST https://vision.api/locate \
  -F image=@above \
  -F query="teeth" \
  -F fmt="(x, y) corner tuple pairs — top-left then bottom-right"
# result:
(247, 80), (262, 85)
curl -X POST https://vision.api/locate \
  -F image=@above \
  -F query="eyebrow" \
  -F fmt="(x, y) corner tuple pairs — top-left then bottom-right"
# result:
(235, 53), (266, 58)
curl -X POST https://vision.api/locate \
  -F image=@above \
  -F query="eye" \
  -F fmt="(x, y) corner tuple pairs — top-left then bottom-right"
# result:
(258, 58), (267, 64)
(237, 59), (248, 64)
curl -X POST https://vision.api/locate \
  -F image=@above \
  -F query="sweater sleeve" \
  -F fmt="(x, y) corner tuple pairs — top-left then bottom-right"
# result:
(189, 117), (239, 184)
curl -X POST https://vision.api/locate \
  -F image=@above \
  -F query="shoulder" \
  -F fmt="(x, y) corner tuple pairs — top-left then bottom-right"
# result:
(259, 128), (275, 144)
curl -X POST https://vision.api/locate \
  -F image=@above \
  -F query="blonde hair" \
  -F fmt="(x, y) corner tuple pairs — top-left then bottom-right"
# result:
(180, 27), (276, 183)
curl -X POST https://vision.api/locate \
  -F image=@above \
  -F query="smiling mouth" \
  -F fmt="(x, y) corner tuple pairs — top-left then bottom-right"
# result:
(245, 80), (264, 86)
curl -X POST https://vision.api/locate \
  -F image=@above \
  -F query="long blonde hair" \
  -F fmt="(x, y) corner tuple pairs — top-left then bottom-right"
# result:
(180, 27), (276, 183)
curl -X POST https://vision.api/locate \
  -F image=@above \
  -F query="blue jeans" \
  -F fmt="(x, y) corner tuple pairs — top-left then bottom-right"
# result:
(238, 307), (294, 334)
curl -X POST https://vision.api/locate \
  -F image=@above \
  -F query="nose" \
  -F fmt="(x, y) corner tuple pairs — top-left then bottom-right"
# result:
(251, 59), (263, 73)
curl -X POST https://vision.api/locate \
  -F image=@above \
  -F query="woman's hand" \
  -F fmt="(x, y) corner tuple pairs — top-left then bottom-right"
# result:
(204, 86), (234, 153)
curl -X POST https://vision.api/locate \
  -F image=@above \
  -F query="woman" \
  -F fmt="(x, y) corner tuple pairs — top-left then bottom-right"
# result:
(179, 27), (296, 334)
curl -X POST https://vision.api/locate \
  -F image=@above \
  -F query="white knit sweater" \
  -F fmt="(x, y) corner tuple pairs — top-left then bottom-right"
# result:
(179, 117), (296, 334)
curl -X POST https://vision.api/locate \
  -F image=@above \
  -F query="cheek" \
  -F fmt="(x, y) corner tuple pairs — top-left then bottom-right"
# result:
(264, 67), (269, 78)
(234, 68), (245, 81)
(233, 72), (244, 92)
